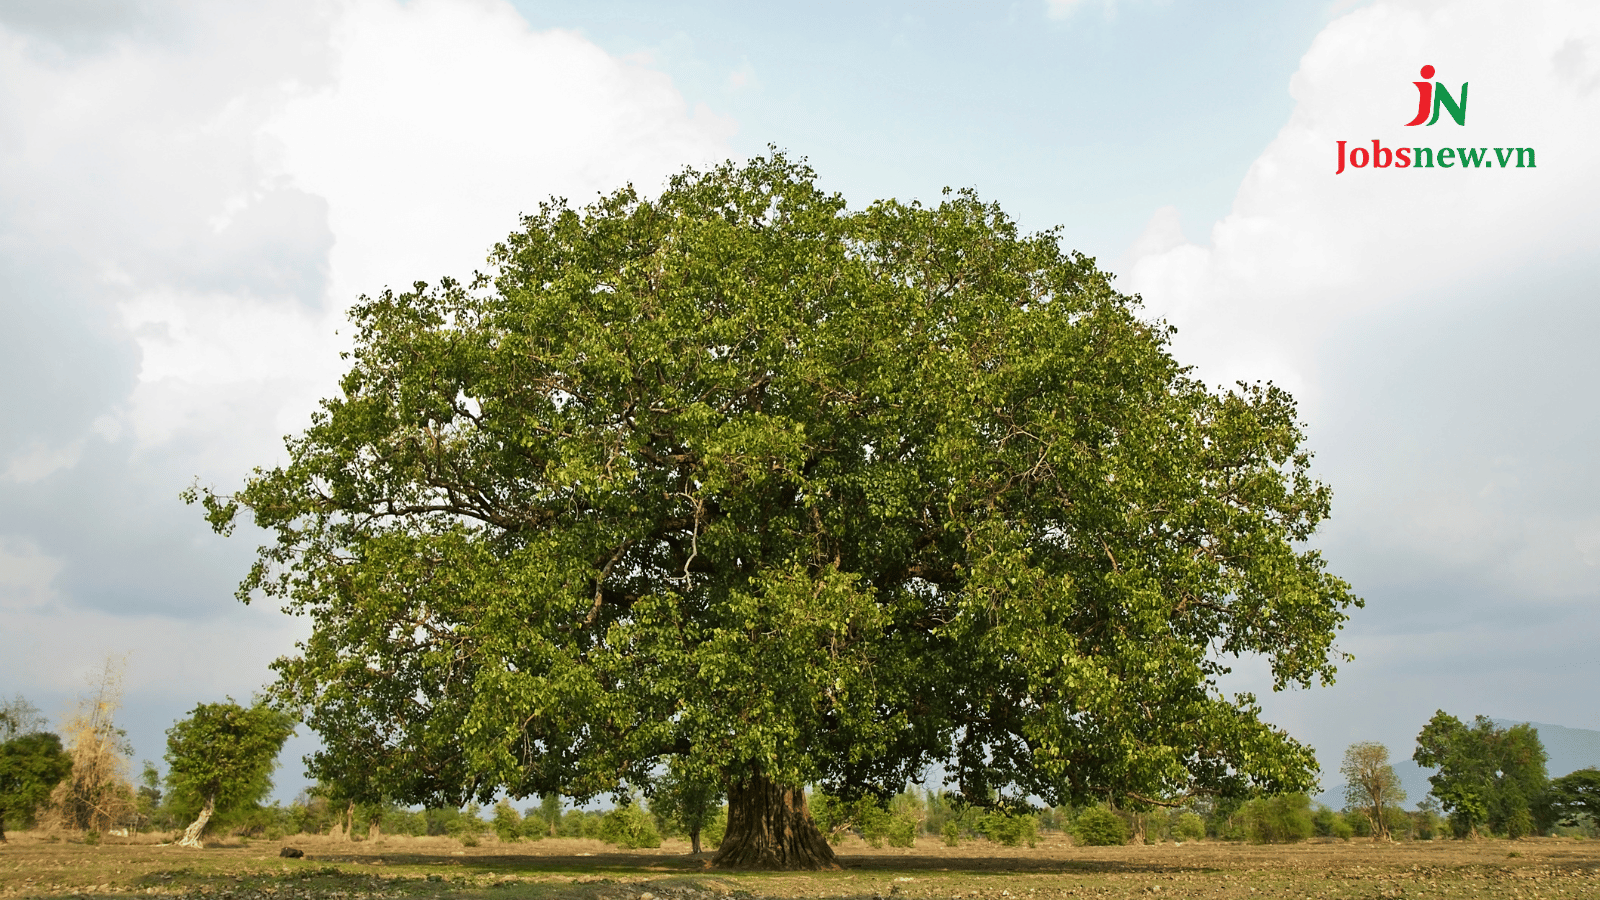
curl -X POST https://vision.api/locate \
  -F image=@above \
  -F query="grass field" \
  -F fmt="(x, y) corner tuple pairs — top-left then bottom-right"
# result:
(3, 832), (1598, 900)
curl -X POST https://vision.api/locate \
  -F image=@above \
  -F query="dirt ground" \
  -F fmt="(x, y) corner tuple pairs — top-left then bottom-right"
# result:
(3, 831), (1599, 900)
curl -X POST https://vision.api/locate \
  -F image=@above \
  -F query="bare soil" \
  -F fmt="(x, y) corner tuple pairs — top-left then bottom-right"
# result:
(3, 831), (1598, 899)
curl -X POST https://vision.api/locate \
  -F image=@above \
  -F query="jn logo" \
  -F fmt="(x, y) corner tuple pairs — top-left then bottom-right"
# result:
(1405, 65), (1467, 126)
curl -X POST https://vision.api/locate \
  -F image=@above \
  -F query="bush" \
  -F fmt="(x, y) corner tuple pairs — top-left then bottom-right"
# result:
(1411, 806), (1442, 840)
(856, 802), (891, 848)
(558, 808), (602, 838)
(1242, 794), (1313, 844)
(1073, 807), (1128, 846)
(1172, 811), (1206, 842)
(921, 790), (964, 838)
(1312, 805), (1354, 840)
(887, 815), (917, 848)
(942, 820), (961, 846)
(980, 811), (1037, 848)
(1383, 805), (1414, 840)
(599, 803), (661, 849)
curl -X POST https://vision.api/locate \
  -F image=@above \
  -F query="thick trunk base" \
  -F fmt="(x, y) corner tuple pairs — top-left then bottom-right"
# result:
(712, 776), (837, 870)
(178, 796), (215, 848)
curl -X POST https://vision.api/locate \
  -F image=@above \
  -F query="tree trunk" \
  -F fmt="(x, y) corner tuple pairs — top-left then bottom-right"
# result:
(178, 795), (215, 848)
(712, 774), (837, 870)
(689, 826), (701, 855)
(342, 800), (354, 841)
(369, 814), (382, 843)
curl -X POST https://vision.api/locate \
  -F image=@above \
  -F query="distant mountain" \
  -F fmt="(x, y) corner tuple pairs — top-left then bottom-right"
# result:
(1317, 719), (1600, 810)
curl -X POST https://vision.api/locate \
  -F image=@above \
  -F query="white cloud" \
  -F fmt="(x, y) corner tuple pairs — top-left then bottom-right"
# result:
(1044, 0), (1118, 21)
(0, 537), (64, 612)
(1122, 0), (1600, 757)
(1124, 0), (1600, 397)
(267, 0), (735, 310)
(0, 0), (735, 709)
(2, 440), (86, 484)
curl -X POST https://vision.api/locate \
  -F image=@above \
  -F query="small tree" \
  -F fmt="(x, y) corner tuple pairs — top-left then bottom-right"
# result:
(49, 659), (135, 833)
(165, 700), (295, 847)
(134, 762), (169, 832)
(648, 761), (723, 853)
(535, 794), (562, 837)
(1341, 742), (1406, 841)
(0, 732), (73, 841)
(491, 798), (523, 841)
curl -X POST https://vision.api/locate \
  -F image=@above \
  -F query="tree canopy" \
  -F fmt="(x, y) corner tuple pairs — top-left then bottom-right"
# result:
(194, 153), (1360, 868)
(1414, 712), (1548, 838)
(0, 731), (72, 841)
(165, 700), (295, 847)
(1547, 768), (1600, 827)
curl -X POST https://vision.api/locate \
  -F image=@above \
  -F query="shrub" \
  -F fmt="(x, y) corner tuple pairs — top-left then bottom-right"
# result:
(1383, 805), (1414, 840)
(887, 815), (916, 848)
(942, 820), (961, 847)
(599, 803), (661, 849)
(1312, 805), (1353, 840)
(980, 811), (1037, 847)
(1173, 811), (1206, 842)
(1242, 794), (1313, 844)
(1073, 807), (1127, 846)
(445, 803), (486, 841)
(856, 802), (891, 848)
(559, 808), (602, 838)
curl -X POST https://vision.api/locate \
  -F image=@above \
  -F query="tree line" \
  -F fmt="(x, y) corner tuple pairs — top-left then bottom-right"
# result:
(4, 675), (1597, 848)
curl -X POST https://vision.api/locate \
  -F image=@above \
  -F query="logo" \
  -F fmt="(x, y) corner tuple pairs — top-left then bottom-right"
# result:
(1332, 65), (1536, 175)
(1404, 65), (1468, 126)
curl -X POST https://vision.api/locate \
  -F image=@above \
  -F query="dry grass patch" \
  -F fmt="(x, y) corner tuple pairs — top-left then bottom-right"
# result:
(2, 832), (1598, 899)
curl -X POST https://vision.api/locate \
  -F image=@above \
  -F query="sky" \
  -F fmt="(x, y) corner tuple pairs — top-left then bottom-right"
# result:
(1, 0), (1597, 807)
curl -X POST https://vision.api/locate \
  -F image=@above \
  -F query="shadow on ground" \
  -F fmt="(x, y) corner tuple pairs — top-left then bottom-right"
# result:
(299, 849), (1209, 876)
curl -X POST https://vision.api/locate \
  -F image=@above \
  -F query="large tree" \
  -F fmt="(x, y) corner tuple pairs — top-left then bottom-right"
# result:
(1340, 741), (1405, 841)
(1414, 712), (1548, 838)
(192, 154), (1360, 869)
(165, 700), (295, 848)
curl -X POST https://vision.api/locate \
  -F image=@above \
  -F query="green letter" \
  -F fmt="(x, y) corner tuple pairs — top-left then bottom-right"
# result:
(1427, 83), (1468, 126)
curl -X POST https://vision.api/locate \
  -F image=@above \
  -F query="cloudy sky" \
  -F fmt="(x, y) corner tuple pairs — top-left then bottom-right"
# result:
(2, 0), (1597, 804)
